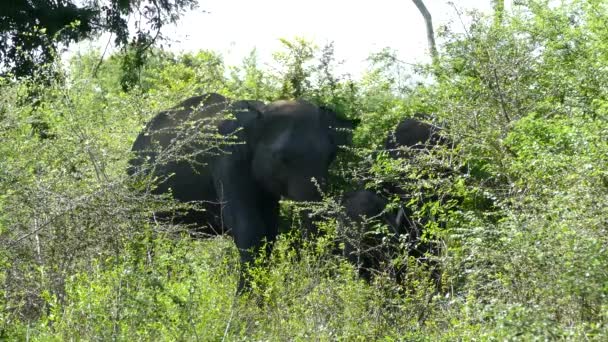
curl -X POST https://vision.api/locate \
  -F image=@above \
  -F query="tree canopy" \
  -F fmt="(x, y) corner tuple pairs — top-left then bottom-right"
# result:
(0, 0), (198, 77)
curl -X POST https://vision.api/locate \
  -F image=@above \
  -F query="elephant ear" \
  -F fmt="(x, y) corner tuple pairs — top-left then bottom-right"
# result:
(217, 100), (263, 139)
(320, 105), (358, 147)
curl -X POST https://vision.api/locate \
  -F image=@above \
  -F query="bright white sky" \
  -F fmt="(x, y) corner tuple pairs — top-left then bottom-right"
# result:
(70, 0), (512, 77)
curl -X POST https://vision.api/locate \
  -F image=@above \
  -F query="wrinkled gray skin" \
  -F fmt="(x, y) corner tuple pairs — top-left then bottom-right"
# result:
(130, 93), (351, 290)
(342, 117), (446, 280)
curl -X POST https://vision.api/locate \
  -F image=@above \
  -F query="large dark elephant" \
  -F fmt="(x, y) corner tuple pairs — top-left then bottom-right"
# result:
(340, 117), (449, 281)
(129, 93), (352, 288)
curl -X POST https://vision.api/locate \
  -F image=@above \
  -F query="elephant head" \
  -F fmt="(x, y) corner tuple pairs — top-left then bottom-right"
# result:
(385, 117), (447, 158)
(247, 100), (351, 202)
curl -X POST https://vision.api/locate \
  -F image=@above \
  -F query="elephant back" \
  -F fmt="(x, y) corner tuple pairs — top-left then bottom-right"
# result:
(129, 94), (266, 176)
(129, 93), (232, 175)
(385, 118), (445, 155)
(138, 93), (230, 149)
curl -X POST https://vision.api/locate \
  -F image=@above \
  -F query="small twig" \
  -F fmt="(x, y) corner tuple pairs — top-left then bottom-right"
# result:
(5, 180), (125, 247)
(448, 2), (472, 38)
(222, 295), (238, 341)
(92, 32), (113, 77)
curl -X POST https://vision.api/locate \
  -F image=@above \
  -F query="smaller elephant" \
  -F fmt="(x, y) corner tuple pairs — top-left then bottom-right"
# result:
(385, 117), (446, 150)
(130, 93), (353, 290)
(382, 116), (452, 197)
(385, 117), (449, 160)
(339, 117), (449, 281)
(340, 190), (401, 280)
(341, 188), (438, 279)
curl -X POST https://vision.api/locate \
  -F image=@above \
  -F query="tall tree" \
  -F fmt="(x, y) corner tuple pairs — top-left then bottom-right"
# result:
(412, 0), (437, 62)
(0, 0), (198, 78)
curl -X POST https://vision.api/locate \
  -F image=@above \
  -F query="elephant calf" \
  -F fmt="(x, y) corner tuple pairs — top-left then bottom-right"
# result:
(341, 117), (449, 281)
(385, 117), (448, 158)
(340, 189), (401, 280)
(129, 93), (353, 289)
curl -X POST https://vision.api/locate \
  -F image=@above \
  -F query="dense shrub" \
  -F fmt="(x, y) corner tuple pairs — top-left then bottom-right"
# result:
(1, 1), (608, 339)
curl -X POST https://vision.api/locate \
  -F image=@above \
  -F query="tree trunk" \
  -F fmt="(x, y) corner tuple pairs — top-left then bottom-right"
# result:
(412, 0), (438, 61)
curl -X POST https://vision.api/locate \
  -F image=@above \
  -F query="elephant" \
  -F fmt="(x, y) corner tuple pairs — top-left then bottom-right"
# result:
(340, 189), (401, 280)
(339, 117), (449, 281)
(129, 93), (353, 289)
(385, 117), (448, 158)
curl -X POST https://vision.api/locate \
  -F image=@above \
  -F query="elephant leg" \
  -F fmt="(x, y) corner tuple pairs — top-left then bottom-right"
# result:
(228, 194), (280, 267)
(258, 193), (280, 256)
(212, 158), (279, 291)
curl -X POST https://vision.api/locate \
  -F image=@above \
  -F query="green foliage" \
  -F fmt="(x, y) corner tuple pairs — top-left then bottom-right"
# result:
(0, 62), (158, 326)
(418, 0), (608, 337)
(38, 237), (238, 340)
(228, 49), (276, 101)
(2, 1), (608, 338)
(0, 0), (198, 79)
(236, 232), (439, 341)
(273, 37), (316, 99)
